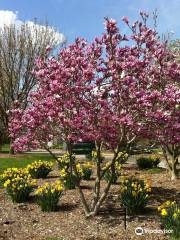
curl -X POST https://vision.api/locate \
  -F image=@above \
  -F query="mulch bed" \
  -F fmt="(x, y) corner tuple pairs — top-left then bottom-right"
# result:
(0, 164), (179, 240)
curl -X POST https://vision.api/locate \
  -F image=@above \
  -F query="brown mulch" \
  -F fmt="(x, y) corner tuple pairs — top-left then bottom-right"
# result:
(0, 164), (179, 240)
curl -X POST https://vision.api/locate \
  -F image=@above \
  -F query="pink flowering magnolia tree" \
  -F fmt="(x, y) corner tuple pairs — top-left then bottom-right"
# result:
(9, 21), (139, 216)
(9, 12), (180, 216)
(120, 12), (180, 180)
(139, 85), (180, 180)
(99, 12), (180, 180)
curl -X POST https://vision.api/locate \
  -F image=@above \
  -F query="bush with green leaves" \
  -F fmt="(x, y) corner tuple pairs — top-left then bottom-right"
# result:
(158, 201), (180, 239)
(120, 176), (151, 214)
(35, 180), (63, 211)
(136, 155), (160, 169)
(27, 160), (53, 178)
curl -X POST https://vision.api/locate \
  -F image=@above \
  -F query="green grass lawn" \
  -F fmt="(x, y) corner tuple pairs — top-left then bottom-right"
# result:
(143, 167), (165, 174)
(0, 153), (55, 174)
(0, 144), (57, 174)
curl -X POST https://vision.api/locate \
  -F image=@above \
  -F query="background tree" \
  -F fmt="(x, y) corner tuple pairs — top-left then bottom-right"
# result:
(0, 21), (65, 151)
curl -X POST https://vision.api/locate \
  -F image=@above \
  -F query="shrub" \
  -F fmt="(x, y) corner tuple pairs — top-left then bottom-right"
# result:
(136, 155), (160, 169)
(3, 172), (36, 203)
(120, 176), (151, 214)
(27, 160), (53, 178)
(103, 161), (121, 183)
(136, 157), (153, 169)
(35, 180), (63, 211)
(158, 201), (180, 239)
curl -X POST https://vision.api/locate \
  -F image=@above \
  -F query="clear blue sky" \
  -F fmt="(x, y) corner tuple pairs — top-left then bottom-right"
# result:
(0, 0), (180, 43)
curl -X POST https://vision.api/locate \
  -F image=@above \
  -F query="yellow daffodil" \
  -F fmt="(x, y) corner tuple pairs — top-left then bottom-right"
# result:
(161, 209), (168, 216)
(3, 179), (11, 188)
(132, 191), (136, 197)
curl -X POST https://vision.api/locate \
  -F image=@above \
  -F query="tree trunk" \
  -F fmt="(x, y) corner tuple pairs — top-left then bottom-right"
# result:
(65, 142), (121, 217)
(170, 156), (178, 180)
(43, 145), (58, 160)
(171, 169), (177, 180)
(67, 142), (90, 215)
(162, 144), (179, 181)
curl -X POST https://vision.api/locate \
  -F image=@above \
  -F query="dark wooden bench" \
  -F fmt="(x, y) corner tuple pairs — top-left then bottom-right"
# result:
(72, 142), (95, 156)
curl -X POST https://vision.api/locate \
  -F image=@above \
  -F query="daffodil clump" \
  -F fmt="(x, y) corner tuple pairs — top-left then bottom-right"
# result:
(0, 168), (28, 185)
(35, 180), (63, 211)
(57, 153), (74, 169)
(92, 150), (104, 162)
(3, 172), (36, 203)
(136, 154), (160, 169)
(149, 154), (160, 166)
(27, 160), (53, 179)
(103, 161), (121, 183)
(120, 177), (151, 214)
(81, 162), (93, 180)
(116, 152), (128, 164)
(158, 201), (180, 239)
(57, 153), (76, 169)
(59, 167), (76, 190)
(58, 154), (80, 189)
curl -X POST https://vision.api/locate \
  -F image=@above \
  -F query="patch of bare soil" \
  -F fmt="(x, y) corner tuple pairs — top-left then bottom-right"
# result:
(0, 164), (179, 240)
